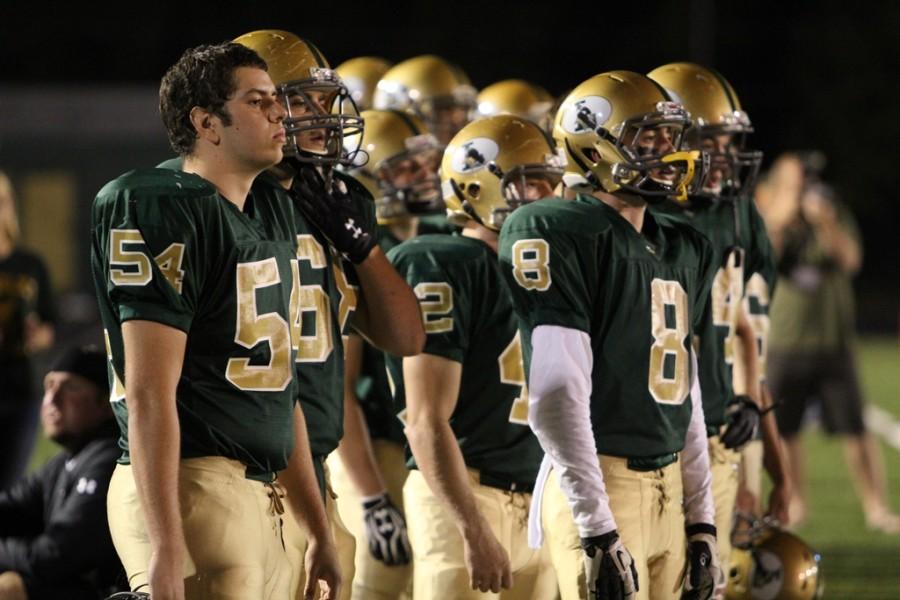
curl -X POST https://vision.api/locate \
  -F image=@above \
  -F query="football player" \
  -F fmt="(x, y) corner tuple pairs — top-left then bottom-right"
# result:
(499, 71), (721, 600)
(476, 79), (554, 130)
(95, 42), (336, 600)
(647, 63), (792, 567)
(335, 57), (393, 111)
(374, 55), (477, 237)
(232, 30), (426, 600)
(386, 115), (564, 599)
(328, 108), (445, 599)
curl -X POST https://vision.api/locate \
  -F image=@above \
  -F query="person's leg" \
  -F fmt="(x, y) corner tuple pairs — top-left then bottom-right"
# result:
(327, 440), (412, 600)
(708, 435), (741, 569)
(404, 469), (498, 600)
(0, 366), (39, 490)
(540, 467), (587, 600)
(783, 435), (808, 525)
(644, 462), (687, 600)
(842, 433), (900, 532)
(819, 349), (899, 532)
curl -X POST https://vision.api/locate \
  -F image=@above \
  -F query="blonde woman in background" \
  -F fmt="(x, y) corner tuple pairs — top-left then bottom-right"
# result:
(0, 171), (56, 490)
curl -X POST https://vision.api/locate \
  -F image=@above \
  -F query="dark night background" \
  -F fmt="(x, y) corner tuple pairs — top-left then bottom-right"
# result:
(1, 0), (898, 332)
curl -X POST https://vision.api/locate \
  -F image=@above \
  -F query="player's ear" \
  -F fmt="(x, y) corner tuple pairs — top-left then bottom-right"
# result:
(190, 106), (221, 146)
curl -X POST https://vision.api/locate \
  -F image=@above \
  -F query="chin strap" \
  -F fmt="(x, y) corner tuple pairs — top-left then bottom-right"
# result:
(661, 150), (700, 203)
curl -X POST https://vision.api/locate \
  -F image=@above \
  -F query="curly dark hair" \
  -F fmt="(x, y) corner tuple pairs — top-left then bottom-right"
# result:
(159, 42), (268, 156)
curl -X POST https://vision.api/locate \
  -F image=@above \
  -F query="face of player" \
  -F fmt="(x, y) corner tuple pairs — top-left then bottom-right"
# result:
(700, 132), (734, 193)
(41, 372), (110, 447)
(506, 174), (557, 201)
(433, 105), (470, 145)
(632, 125), (678, 184)
(286, 89), (338, 154)
(219, 67), (287, 170)
(382, 148), (441, 196)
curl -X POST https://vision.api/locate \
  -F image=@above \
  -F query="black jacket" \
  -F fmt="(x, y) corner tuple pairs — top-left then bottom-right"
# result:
(0, 423), (124, 599)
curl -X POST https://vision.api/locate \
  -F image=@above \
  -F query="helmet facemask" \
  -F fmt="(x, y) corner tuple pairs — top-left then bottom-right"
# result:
(279, 68), (364, 167)
(374, 134), (445, 220)
(691, 110), (762, 201)
(577, 102), (708, 204)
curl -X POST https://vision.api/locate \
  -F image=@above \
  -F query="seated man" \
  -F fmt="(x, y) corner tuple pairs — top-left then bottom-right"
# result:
(0, 346), (123, 600)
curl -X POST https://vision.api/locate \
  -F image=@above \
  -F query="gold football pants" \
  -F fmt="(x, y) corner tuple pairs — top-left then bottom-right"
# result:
(404, 468), (557, 600)
(709, 434), (741, 568)
(107, 457), (291, 600)
(328, 439), (413, 600)
(283, 459), (357, 600)
(541, 456), (687, 600)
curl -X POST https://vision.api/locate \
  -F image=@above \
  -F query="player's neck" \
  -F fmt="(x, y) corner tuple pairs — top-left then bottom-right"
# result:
(593, 190), (647, 232)
(461, 221), (498, 252)
(183, 153), (259, 211)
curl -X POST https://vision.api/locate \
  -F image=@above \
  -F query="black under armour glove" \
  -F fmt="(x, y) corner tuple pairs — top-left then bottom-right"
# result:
(720, 394), (761, 449)
(292, 165), (376, 264)
(582, 530), (639, 600)
(682, 523), (722, 600)
(363, 493), (411, 566)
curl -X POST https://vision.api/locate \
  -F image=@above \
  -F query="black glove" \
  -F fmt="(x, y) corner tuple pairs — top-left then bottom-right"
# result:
(105, 593), (150, 600)
(292, 166), (376, 264)
(681, 523), (722, 600)
(720, 394), (761, 449)
(582, 530), (638, 600)
(363, 493), (411, 566)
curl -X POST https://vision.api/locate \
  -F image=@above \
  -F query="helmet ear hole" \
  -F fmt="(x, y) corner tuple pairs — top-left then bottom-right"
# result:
(466, 182), (481, 198)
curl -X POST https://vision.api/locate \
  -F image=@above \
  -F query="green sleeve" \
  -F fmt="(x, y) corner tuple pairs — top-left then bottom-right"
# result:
(498, 223), (595, 335)
(95, 186), (204, 333)
(387, 245), (470, 363)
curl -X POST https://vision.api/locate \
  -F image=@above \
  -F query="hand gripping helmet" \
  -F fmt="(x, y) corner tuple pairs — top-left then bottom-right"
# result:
(726, 514), (824, 600)
(552, 70), (706, 203)
(373, 55), (477, 144)
(441, 115), (565, 230)
(342, 109), (444, 224)
(335, 56), (393, 110)
(476, 79), (554, 128)
(233, 30), (363, 166)
(648, 63), (762, 199)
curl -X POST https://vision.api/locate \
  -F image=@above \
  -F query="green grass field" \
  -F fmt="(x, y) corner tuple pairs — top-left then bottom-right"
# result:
(27, 338), (900, 598)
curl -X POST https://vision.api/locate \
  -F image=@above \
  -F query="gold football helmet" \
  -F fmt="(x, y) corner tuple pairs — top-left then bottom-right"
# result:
(373, 55), (477, 145)
(648, 63), (762, 199)
(343, 109), (443, 224)
(726, 514), (824, 600)
(552, 70), (704, 203)
(335, 56), (393, 110)
(234, 30), (363, 165)
(476, 79), (553, 128)
(441, 115), (565, 230)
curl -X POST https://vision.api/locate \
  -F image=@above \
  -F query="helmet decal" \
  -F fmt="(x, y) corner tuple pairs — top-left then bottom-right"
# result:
(450, 138), (500, 174)
(561, 96), (612, 134)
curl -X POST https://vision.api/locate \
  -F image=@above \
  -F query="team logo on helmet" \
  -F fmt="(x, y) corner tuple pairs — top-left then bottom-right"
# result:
(450, 138), (499, 174)
(561, 96), (613, 134)
(374, 81), (411, 109)
(751, 550), (785, 599)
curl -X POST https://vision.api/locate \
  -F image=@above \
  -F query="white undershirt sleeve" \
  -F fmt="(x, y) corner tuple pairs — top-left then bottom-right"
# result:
(681, 348), (716, 526)
(528, 324), (616, 538)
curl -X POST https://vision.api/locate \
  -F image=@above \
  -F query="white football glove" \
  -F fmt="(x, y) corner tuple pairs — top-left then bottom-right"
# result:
(682, 523), (724, 600)
(363, 493), (411, 566)
(582, 530), (638, 600)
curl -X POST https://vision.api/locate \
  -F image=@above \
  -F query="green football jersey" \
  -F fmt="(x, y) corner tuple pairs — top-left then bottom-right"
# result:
(386, 234), (542, 487)
(92, 168), (299, 480)
(499, 195), (717, 459)
(653, 197), (776, 428)
(416, 213), (462, 236)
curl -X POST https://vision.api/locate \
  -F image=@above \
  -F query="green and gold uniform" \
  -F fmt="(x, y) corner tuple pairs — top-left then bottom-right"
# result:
(652, 195), (776, 568)
(386, 233), (554, 600)
(653, 196), (775, 431)
(499, 195), (716, 600)
(94, 167), (299, 597)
